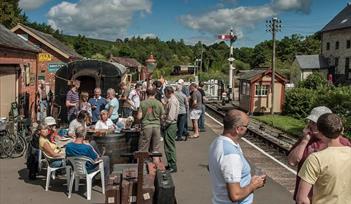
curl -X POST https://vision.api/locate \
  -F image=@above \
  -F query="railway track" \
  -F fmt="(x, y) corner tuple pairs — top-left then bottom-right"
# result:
(205, 102), (298, 193)
(205, 102), (299, 171)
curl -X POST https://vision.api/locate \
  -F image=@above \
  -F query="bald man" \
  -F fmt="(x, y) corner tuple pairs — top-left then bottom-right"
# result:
(208, 110), (265, 204)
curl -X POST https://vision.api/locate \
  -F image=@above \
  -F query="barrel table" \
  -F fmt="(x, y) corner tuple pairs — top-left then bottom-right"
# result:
(93, 130), (140, 168)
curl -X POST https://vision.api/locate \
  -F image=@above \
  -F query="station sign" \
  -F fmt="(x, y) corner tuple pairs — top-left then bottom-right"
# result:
(38, 53), (52, 62)
(48, 63), (66, 73)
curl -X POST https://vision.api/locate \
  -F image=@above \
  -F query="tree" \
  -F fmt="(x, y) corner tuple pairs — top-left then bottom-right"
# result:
(0, 0), (27, 28)
(74, 35), (95, 57)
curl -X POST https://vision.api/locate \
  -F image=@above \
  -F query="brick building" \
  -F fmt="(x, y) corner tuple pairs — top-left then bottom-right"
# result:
(0, 24), (39, 118)
(11, 24), (82, 92)
(109, 56), (148, 82)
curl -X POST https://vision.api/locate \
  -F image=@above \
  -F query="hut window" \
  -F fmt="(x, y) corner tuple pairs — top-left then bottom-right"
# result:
(241, 82), (250, 95)
(255, 85), (268, 96)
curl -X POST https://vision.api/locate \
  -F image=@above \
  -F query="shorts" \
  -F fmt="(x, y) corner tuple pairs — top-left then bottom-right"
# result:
(190, 109), (202, 120)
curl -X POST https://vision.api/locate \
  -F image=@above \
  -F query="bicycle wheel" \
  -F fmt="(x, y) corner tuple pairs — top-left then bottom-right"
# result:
(0, 135), (14, 158)
(11, 135), (27, 158)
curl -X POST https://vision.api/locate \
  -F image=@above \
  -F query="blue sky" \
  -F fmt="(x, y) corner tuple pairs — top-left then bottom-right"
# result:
(20, 0), (350, 47)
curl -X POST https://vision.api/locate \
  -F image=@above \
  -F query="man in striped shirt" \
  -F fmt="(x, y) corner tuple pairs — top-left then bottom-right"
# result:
(66, 80), (80, 122)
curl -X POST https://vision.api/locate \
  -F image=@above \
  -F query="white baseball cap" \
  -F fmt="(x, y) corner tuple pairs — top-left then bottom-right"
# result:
(44, 116), (56, 126)
(177, 79), (184, 84)
(306, 106), (332, 123)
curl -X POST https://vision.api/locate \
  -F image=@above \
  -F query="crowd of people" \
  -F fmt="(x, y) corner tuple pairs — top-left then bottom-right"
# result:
(33, 77), (351, 204)
(208, 106), (351, 204)
(35, 77), (208, 183)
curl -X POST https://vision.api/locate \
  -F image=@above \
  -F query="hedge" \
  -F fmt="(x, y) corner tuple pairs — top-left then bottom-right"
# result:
(284, 85), (351, 138)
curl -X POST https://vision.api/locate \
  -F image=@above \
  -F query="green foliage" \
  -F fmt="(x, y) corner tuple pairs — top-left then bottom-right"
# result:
(284, 85), (351, 138)
(297, 72), (328, 89)
(253, 115), (305, 137)
(91, 53), (107, 61)
(284, 88), (318, 118)
(0, 0), (27, 28)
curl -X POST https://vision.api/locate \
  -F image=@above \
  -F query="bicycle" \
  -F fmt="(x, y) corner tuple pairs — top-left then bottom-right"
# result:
(0, 117), (14, 158)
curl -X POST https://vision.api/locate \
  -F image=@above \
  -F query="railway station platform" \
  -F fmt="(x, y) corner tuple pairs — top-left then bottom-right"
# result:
(0, 114), (295, 204)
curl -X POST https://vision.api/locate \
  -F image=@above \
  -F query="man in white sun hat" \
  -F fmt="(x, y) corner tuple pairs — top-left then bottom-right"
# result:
(288, 106), (351, 203)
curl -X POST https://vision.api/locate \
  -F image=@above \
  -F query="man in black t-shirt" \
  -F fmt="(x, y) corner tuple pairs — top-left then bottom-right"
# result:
(198, 82), (207, 132)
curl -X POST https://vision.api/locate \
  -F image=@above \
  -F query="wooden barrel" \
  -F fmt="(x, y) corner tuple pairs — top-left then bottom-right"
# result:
(93, 132), (139, 167)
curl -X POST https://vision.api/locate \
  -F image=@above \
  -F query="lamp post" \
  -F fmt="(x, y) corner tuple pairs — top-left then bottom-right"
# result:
(145, 54), (157, 88)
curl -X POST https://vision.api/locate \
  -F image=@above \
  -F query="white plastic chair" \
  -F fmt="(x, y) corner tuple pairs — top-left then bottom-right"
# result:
(38, 149), (46, 172)
(42, 152), (69, 191)
(67, 156), (105, 200)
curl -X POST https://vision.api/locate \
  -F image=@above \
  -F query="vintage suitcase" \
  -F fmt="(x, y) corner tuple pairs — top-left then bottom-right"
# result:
(121, 179), (131, 204)
(105, 174), (121, 204)
(141, 174), (155, 204)
(154, 170), (175, 204)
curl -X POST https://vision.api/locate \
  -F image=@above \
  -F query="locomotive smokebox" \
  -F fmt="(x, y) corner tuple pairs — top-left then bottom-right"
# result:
(55, 59), (127, 123)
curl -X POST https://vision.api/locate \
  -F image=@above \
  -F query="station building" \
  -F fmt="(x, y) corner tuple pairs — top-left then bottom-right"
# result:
(292, 3), (351, 85)
(11, 24), (82, 93)
(320, 3), (351, 84)
(109, 55), (148, 83)
(0, 24), (39, 118)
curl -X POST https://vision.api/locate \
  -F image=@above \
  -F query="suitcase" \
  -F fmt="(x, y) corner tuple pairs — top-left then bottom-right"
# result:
(121, 179), (131, 204)
(154, 170), (175, 204)
(106, 183), (121, 204)
(105, 174), (121, 204)
(141, 174), (155, 204)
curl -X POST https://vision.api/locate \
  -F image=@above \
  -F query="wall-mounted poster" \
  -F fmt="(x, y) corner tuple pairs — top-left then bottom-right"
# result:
(48, 63), (66, 73)
(38, 53), (52, 62)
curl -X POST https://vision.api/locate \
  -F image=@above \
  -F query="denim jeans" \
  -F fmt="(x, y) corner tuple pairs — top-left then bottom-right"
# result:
(38, 100), (47, 121)
(176, 114), (187, 138)
(49, 159), (63, 168)
(198, 105), (206, 130)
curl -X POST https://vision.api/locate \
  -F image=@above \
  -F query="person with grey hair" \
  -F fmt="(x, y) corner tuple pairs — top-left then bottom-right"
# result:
(208, 109), (265, 204)
(163, 86), (179, 173)
(66, 126), (110, 182)
(95, 110), (115, 130)
(297, 113), (351, 204)
(105, 88), (119, 123)
(288, 106), (351, 202)
(88, 87), (107, 124)
(174, 84), (189, 141)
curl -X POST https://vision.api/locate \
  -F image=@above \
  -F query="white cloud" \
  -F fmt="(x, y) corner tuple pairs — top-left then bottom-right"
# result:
(47, 0), (152, 40)
(272, 0), (312, 14)
(19, 0), (49, 10)
(180, 5), (276, 36)
(180, 0), (313, 39)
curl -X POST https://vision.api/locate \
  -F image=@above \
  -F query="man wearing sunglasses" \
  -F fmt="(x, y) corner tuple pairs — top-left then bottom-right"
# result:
(288, 106), (351, 203)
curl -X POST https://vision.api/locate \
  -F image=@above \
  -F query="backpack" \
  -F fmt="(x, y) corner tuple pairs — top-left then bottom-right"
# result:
(26, 131), (40, 180)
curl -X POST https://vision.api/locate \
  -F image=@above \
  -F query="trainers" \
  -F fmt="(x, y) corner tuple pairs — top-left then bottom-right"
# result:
(160, 137), (164, 142)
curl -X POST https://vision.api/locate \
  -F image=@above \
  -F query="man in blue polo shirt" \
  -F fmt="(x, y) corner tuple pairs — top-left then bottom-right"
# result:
(208, 110), (265, 204)
(88, 88), (107, 124)
(66, 126), (110, 181)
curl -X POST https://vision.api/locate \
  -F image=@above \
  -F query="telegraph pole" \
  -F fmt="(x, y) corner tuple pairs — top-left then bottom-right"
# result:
(266, 17), (281, 114)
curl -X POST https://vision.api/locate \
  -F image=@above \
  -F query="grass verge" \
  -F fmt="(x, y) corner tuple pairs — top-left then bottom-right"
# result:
(253, 115), (305, 137)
